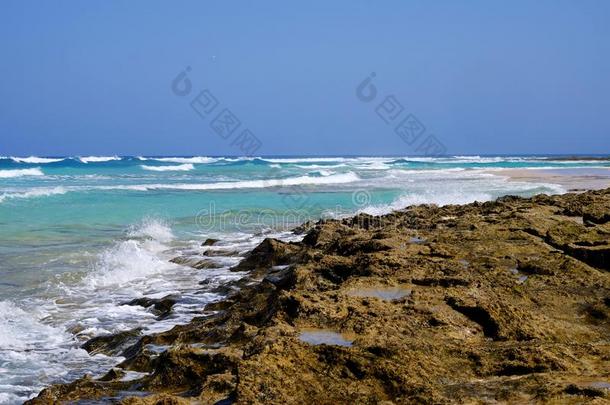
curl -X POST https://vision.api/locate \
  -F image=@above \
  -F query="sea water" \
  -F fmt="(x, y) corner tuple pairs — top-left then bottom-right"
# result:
(0, 155), (608, 403)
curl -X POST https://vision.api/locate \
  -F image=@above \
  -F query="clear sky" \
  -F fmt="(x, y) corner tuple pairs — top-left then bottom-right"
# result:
(1, 0), (609, 156)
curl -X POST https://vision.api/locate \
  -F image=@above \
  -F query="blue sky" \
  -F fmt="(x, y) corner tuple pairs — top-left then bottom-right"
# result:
(1, 0), (609, 156)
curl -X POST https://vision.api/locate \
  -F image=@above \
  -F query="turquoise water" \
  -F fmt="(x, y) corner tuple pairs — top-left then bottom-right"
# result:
(0, 155), (609, 403)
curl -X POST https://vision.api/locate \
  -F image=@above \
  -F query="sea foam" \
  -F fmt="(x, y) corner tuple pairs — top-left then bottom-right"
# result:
(0, 168), (44, 178)
(0, 186), (67, 203)
(141, 157), (217, 164)
(78, 156), (121, 163)
(10, 156), (65, 164)
(82, 219), (176, 289)
(136, 172), (360, 190)
(141, 163), (195, 172)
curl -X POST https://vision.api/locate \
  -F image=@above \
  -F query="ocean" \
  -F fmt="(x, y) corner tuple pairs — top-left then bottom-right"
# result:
(0, 155), (608, 403)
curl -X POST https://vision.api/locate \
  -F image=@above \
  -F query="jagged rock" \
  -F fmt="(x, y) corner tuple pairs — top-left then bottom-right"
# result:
(122, 295), (178, 318)
(170, 256), (224, 269)
(203, 249), (241, 257)
(28, 188), (610, 404)
(231, 238), (302, 272)
(202, 238), (220, 246)
(81, 328), (143, 356)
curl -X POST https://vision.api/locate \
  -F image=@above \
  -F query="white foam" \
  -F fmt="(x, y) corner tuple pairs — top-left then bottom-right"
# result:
(83, 219), (176, 289)
(0, 186), (68, 203)
(310, 169), (334, 177)
(149, 172), (359, 190)
(0, 168), (44, 179)
(127, 218), (175, 242)
(355, 172), (566, 216)
(0, 301), (62, 349)
(359, 192), (494, 216)
(89, 172), (361, 192)
(78, 156), (121, 163)
(264, 157), (348, 163)
(10, 156), (65, 164)
(83, 239), (172, 289)
(356, 161), (391, 170)
(295, 164), (348, 170)
(0, 301), (73, 402)
(141, 163), (195, 172)
(142, 157), (217, 164)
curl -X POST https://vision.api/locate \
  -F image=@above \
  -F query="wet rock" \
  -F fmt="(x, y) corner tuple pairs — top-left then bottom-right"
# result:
(263, 266), (295, 289)
(231, 238), (301, 272)
(203, 249), (241, 257)
(170, 256), (224, 269)
(82, 328), (143, 356)
(122, 295), (178, 318)
(292, 220), (317, 235)
(202, 238), (220, 246)
(98, 368), (126, 382)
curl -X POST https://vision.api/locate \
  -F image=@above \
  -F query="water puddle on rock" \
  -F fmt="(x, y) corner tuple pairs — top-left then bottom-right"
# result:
(347, 286), (411, 301)
(507, 267), (528, 284)
(589, 381), (610, 390)
(299, 329), (353, 347)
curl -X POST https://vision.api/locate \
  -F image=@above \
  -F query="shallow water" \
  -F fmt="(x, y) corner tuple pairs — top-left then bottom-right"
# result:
(589, 381), (610, 390)
(298, 329), (354, 347)
(347, 286), (411, 300)
(0, 155), (606, 403)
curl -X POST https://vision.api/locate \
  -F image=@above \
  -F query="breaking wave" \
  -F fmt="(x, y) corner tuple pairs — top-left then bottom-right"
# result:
(10, 156), (65, 164)
(78, 156), (121, 163)
(141, 163), (195, 172)
(0, 186), (68, 203)
(0, 168), (44, 178)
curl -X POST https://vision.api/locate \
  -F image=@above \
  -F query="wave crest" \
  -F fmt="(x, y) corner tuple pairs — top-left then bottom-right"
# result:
(10, 156), (65, 164)
(0, 167), (44, 178)
(139, 157), (217, 164)
(141, 163), (195, 172)
(78, 156), (121, 163)
(0, 186), (67, 203)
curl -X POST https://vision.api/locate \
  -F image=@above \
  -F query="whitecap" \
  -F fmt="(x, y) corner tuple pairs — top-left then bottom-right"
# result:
(141, 164), (195, 172)
(82, 218), (176, 289)
(111, 172), (360, 191)
(78, 156), (121, 163)
(126, 218), (175, 242)
(0, 168), (44, 179)
(142, 157), (217, 164)
(0, 186), (67, 203)
(82, 239), (173, 289)
(264, 157), (348, 163)
(10, 156), (65, 164)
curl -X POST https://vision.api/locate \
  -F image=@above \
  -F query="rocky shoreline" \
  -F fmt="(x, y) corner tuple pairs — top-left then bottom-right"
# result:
(28, 189), (610, 404)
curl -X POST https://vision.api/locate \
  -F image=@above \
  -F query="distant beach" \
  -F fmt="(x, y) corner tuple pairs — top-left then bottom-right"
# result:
(489, 167), (610, 191)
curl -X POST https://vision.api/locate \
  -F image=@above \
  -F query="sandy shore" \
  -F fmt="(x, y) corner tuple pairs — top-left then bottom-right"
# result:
(487, 167), (610, 191)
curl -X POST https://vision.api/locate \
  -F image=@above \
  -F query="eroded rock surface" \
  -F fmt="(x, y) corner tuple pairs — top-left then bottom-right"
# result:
(27, 189), (610, 404)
